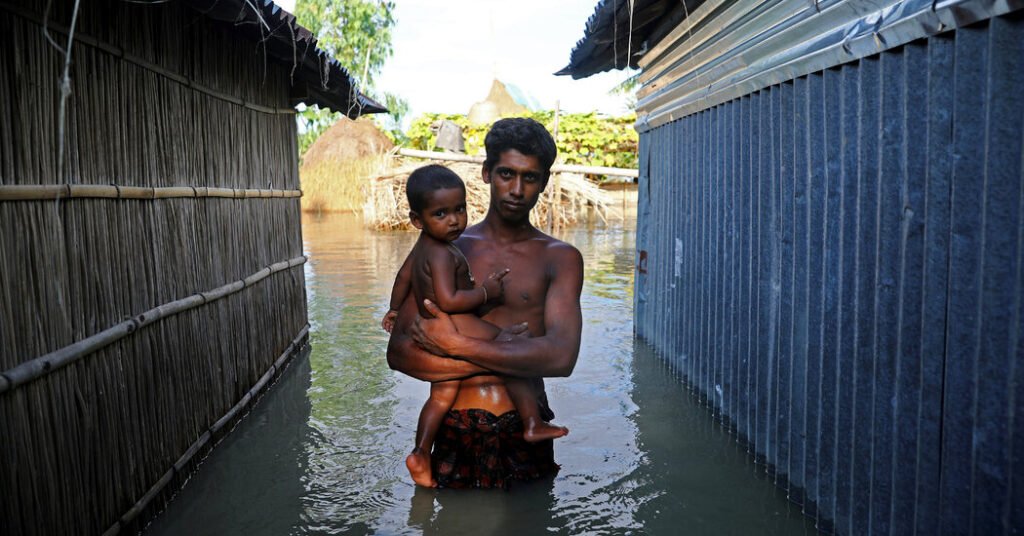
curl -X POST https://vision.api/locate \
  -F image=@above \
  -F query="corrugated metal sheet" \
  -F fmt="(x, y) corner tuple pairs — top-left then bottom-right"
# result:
(634, 14), (1024, 534)
(632, 0), (1024, 132)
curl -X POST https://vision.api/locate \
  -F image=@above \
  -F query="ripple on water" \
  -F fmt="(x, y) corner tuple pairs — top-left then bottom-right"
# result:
(144, 214), (816, 536)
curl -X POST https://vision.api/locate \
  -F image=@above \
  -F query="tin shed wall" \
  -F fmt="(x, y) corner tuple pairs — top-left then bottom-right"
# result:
(634, 16), (1023, 535)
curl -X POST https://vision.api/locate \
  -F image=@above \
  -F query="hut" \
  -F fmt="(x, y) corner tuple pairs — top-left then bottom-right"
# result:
(561, 1), (1024, 534)
(0, 1), (384, 534)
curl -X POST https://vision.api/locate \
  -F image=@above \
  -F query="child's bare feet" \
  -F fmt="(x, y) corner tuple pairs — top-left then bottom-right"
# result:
(405, 449), (436, 487)
(523, 419), (569, 443)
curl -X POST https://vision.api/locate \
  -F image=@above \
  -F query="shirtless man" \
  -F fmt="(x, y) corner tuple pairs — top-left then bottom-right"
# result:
(386, 117), (584, 488)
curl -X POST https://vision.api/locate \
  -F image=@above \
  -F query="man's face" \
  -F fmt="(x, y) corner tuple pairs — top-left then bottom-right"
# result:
(483, 149), (547, 222)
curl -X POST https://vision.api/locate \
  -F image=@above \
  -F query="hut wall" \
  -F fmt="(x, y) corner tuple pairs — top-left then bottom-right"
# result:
(0, 2), (309, 534)
(634, 14), (1024, 536)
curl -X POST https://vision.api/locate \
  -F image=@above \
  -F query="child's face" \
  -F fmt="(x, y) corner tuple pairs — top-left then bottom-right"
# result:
(410, 187), (468, 242)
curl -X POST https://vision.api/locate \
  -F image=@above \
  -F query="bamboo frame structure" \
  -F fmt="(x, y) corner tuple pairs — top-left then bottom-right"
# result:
(98, 324), (310, 536)
(0, 256), (307, 394)
(0, 184), (302, 201)
(0, 1), (334, 534)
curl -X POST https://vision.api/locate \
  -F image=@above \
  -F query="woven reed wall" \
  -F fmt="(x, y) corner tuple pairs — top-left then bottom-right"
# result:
(634, 15), (1024, 536)
(0, 2), (309, 534)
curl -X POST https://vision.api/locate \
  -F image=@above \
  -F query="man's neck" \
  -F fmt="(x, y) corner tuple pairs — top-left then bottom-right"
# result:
(479, 209), (537, 242)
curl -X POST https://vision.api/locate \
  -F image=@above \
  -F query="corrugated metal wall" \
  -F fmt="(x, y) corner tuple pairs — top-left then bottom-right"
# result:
(634, 16), (1023, 535)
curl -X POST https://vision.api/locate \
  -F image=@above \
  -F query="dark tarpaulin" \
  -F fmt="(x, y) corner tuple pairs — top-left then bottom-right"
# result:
(185, 0), (387, 117)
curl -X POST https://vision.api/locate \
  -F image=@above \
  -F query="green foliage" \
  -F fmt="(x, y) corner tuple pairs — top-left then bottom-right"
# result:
(406, 111), (639, 172)
(294, 0), (402, 157)
(295, 0), (395, 83)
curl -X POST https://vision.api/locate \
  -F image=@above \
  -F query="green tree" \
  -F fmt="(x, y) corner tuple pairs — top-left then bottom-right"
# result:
(294, 0), (407, 156)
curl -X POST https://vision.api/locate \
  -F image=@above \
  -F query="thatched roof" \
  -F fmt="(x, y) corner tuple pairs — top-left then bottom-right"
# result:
(185, 0), (387, 117)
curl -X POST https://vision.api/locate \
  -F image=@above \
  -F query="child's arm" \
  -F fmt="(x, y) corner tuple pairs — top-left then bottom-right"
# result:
(382, 252), (414, 332)
(426, 246), (507, 314)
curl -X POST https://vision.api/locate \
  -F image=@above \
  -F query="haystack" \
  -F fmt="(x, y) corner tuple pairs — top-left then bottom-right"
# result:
(301, 117), (394, 213)
(467, 79), (528, 125)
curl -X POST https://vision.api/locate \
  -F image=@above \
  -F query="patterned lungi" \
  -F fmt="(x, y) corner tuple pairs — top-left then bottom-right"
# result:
(432, 401), (559, 489)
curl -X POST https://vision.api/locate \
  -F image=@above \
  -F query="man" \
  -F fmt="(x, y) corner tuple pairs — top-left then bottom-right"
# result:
(387, 117), (584, 488)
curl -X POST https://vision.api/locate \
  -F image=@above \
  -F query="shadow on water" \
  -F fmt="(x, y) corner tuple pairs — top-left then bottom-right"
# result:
(144, 212), (815, 535)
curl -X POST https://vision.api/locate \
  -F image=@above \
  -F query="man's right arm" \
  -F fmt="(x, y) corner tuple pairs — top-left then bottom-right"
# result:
(386, 297), (491, 382)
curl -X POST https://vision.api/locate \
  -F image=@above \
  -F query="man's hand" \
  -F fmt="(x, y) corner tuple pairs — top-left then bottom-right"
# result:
(495, 322), (530, 342)
(410, 300), (462, 356)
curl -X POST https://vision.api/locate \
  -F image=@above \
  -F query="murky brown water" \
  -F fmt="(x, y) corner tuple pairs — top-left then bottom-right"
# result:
(144, 212), (816, 535)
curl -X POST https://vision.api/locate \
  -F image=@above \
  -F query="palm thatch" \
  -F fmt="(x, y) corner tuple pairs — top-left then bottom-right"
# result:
(0, 1), (363, 534)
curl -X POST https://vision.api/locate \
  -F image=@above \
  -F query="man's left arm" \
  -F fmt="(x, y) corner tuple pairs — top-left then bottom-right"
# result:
(413, 245), (583, 377)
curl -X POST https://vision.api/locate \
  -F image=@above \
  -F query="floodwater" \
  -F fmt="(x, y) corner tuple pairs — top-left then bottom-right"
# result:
(145, 212), (816, 535)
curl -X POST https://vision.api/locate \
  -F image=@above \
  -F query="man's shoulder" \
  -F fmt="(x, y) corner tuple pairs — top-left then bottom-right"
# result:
(539, 235), (582, 260)
(526, 233), (583, 278)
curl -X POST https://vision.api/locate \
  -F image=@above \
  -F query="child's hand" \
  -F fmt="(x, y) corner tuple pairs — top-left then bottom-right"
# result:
(482, 268), (510, 302)
(381, 309), (399, 333)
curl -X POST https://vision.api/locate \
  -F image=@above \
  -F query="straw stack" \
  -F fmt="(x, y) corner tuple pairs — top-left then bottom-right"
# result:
(1, 2), (310, 534)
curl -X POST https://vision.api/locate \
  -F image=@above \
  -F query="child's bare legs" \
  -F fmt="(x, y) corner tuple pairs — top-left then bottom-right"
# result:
(407, 380), (459, 487)
(505, 377), (568, 442)
(449, 314), (566, 442)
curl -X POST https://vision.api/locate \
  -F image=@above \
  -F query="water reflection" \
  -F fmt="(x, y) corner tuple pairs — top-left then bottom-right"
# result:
(144, 213), (814, 535)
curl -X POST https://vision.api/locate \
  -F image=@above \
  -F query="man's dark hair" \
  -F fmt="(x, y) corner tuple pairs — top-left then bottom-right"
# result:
(406, 165), (465, 213)
(483, 117), (557, 182)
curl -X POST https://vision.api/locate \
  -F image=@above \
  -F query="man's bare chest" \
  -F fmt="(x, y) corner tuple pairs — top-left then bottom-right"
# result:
(467, 247), (549, 308)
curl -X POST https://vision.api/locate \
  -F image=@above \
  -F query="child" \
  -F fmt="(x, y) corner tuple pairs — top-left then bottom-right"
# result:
(382, 165), (568, 488)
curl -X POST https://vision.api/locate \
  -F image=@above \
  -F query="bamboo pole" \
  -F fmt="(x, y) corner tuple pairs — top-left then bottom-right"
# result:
(0, 184), (302, 201)
(397, 147), (639, 178)
(99, 324), (310, 536)
(0, 256), (308, 394)
(549, 101), (561, 234)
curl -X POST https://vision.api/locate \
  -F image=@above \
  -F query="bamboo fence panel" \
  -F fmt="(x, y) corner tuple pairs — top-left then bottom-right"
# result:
(1, 2), (313, 534)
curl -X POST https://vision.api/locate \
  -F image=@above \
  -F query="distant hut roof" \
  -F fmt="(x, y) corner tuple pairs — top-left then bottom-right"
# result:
(555, 0), (702, 79)
(185, 0), (387, 117)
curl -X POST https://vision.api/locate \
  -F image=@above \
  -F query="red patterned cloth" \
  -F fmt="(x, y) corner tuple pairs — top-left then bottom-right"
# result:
(432, 406), (560, 489)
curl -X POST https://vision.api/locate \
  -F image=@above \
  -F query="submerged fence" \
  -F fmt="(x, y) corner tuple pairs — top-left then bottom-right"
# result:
(634, 15), (1023, 535)
(0, 2), (310, 534)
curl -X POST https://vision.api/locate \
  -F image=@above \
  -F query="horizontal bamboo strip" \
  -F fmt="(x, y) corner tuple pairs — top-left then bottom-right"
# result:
(0, 2), (295, 115)
(0, 184), (302, 201)
(396, 148), (640, 178)
(0, 256), (307, 394)
(98, 324), (309, 536)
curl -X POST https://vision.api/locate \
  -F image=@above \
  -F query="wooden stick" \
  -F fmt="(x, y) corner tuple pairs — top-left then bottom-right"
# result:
(397, 147), (639, 178)
(398, 148), (484, 164)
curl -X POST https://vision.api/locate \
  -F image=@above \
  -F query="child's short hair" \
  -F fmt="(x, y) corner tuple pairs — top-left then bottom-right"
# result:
(406, 165), (465, 213)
